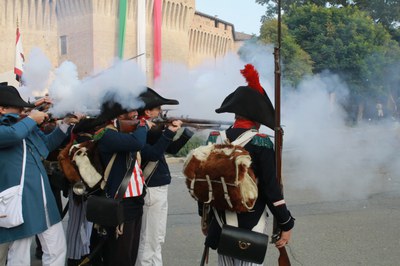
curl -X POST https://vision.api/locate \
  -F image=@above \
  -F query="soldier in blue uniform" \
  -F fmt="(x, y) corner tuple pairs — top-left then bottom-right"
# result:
(0, 82), (74, 265)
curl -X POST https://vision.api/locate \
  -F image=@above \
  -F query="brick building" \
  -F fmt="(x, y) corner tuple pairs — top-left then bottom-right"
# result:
(0, 0), (252, 86)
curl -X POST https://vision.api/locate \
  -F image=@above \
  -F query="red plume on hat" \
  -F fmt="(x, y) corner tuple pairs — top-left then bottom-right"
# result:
(215, 64), (275, 129)
(240, 64), (265, 95)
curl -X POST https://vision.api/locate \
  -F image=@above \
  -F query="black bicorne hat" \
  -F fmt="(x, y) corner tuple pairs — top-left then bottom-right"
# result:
(215, 64), (275, 130)
(0, 82), (35, 108)
(73, 101), (130, 134)
(139, 87), (179, 110)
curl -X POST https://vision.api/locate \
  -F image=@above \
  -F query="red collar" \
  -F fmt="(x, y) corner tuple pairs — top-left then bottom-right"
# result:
(138, 115), (151, 120)
(232, 118), (260, 129)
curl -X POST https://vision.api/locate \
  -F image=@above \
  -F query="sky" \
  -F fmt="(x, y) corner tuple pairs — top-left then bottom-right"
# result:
(195, 0), (266, 35)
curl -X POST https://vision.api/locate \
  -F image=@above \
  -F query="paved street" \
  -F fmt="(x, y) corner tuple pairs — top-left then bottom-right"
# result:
(31, 157), (400, 266)
(165, 158), (400, 266)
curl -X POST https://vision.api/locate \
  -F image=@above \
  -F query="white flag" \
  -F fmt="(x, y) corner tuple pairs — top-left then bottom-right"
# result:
(14, 26), (24, 82)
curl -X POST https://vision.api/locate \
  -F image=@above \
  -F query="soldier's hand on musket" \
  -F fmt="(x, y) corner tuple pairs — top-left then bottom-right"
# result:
(28, 110), (49, 125)
(34, 96), (52, 107)
(275, 229), (291, 248)
(168, 120), (182, 132)
(62, 114), (80, 125)
(144, 120), (156, 129)
(74, 113), (87, 121)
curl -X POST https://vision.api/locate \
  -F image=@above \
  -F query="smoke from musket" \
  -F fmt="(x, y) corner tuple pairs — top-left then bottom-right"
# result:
(280, 62), (400, 201)
(155, 45), (276, 134)
(156, 41), (400, 201)
(18, 48), (52, 102)
(48, 59), (147, 116)
(18, 43), (400, 202)
(18, 48), (147, 117)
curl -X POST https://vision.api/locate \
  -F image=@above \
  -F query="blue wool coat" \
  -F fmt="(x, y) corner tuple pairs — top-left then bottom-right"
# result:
(0, 116), (68, 244)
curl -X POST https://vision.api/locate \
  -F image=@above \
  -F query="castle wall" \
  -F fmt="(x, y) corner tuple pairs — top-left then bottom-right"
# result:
(0, 0), (242, 85)
(188, 12), (235, 67)
(57, 0), (95, 77)
(0, 0), (58, 74)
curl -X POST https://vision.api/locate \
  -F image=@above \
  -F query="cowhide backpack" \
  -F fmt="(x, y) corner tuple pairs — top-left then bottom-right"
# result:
(183, 130), (258, 213)
(58, 126), (116, 195)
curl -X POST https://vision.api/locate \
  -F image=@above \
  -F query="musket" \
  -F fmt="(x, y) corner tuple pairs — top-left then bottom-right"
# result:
(153, 115), (232, 130)
(118, 115), (232, 133)
(272, 0), (291, 265)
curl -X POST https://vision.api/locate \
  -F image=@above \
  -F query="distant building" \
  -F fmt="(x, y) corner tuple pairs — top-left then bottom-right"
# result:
(0, 0), (252, 86)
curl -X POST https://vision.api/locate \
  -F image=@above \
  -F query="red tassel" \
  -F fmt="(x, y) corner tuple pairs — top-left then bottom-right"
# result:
(240, 64), (264, 95)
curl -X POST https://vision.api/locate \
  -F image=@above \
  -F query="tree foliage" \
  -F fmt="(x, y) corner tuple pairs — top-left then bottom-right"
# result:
(257, 0), (400, 32)
(256, 0), (349, 20)
(283, 4), (400, 99)
(256, 1), (400, 119)
(352, 0), (400, 29)
(259, 19), (313, 86)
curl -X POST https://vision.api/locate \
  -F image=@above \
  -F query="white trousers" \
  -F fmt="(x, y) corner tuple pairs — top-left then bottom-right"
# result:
(136, 185), (168, 266)
(7, 222), (66, 266)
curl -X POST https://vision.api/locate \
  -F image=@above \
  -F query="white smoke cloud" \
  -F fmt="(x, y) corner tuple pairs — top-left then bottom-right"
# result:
(18, 47), (52, 102)
(155, 46), (276, 129)
(17, 44), (400, 201)
(49, 59), (147, 116)
(16, 47), (147, 117)
(156, 40), (400, 201)
(282, 71), (400, 200)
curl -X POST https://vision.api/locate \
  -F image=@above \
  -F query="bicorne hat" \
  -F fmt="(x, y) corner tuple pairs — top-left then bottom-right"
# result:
(0, 82), (35, 108)
(139, 87), (179, 110)
(215, 64), (275, 130)
(73, 101), (131, 134)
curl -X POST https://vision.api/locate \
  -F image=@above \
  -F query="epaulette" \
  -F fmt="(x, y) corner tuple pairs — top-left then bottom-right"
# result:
(251, 133), (273, 148)
(206, 131), (220, 144)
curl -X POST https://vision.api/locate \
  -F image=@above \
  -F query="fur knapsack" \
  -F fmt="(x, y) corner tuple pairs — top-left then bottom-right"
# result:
(58, 128), (113, 193)
(183, 130), (258, 213)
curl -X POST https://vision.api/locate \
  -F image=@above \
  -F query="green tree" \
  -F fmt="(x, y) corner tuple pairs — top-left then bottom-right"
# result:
(256, 0), (349, 20)
(256, 1), (400, 39)
(352, 0), (400, 30)
(284, 4), (400, 119)
(258, 19), (314, 87)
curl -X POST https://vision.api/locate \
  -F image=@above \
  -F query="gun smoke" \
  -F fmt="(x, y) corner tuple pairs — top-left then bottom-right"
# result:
(157, 43), (400, 202)
(18, 43), (400, 202)
(19, 49), (147, 117)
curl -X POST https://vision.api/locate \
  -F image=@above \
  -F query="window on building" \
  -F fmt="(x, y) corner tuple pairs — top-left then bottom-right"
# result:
(215, 20), (219, 28)
(60, 35), (67, 55)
